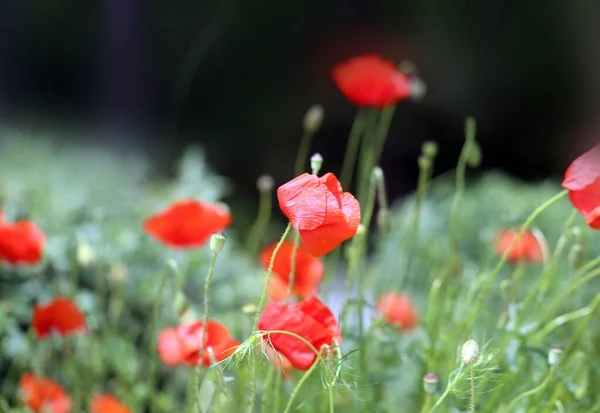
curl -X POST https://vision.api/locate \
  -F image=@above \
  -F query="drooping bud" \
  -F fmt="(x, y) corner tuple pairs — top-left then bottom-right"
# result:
(310, 153), (324, 175)
(421, 141), (438, 158)
(418, 155), (431, 170)
(548, 346), (562, 368)
(257, 175), (275, 193)
(423, 373), (439, 394)
(568, 244), (585, 270)
(303, 105), (324, 134)
(210, 232), (227, 255)
(466, 141), (482, 168)
(173, 291), (189, 317)
(108, 262), (128, 285)
(461, 338), (481, 365)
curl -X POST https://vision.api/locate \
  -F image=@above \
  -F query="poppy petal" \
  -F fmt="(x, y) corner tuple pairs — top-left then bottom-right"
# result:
(277, 174), (327, 231)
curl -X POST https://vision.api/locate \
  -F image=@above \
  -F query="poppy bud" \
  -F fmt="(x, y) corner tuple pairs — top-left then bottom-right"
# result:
(461, 338), (481, 365)
(568, 244), (585, 270)
(372, 166), (384, 183)
(242, 303), (258, 314)
(76, 236), (95, 268)
(108, 262), (128, 285)
(569, 226), (582, 242)
(303, 105), (324, 134)
(418, 155), (431, 170)
(421, 141), (438, 158)
(548, 346), (562, 368)
(409, 77), (427, 101)
(210, 232), (226, 254)
(173, 292), (189, 317)
(423, 373), (439, 394)
(310, 153), (324, 175)
(398, 60), (418, 76)
(466, 141), (482, 168)
(257, 175), (275, 192)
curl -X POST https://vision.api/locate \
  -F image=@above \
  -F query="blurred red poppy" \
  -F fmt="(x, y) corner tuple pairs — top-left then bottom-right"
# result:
(376, 292), (418, 332)
(494, 229), (544, 263)
(258, 295), (341, 370)
(562, 145), (600, 229)
(277, 173), (360, 257)
(263, 343), (293, 379)
(18, 373), (72, 413)
(332, 54), (411, 109)
(157, 320), (240, 367)
(32, 297), (86, 339)
(90, 393), (131, 413)
(260, 240), (324, 300)
(0, 218), (45, 265)
(144, 199), (232, 248)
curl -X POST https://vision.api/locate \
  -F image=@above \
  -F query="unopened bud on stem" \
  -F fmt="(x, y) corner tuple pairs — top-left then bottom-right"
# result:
(303, 105), (324, 133)
(461, 338), (481, 365)
(210, 232), (227, 255)
(548, 346), (562, 368)
(422, 141), (438, 158)
(257, 175), (274, 192)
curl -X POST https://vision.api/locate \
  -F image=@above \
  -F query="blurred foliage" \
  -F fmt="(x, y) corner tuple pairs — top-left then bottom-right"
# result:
(0, 131), (263, 411)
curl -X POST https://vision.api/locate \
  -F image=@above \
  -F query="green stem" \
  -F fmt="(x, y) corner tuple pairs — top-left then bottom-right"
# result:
(447, 117), (476, 252)
(195, 251), (220, 413)
(329, 384), (335, 413)
(500, 371), (555, 413)
(470, 366), (476, 413)
(246, 187), (274, 258)
(467, 190), (568, 330)
(148, 264), (173, 413)
(286, 230), (301, 300)
(262, 364), (276, 413)
(247, 223), (293, 413)
(428, 365), (466, 412)
(340, 109), (368, 189)
(283, 359), (320, 413)
(294, 130), (315, 176)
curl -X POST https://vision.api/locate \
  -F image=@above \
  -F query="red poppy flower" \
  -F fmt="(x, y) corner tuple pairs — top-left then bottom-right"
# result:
(277, 173), (360, 257)
(0, 219), (45, 265)
(18, 373), (72, 413)
(260, 240), (324, 300)
(144, 199), (232, 248)
(90, 393), (131, 413)
(258, 295), (341, 370)
(32, 297), (87, 339)
(494, 229), (545, 263)
(376, 292), (418, 332)
(332, 54), (411, 109)
(157, 320), (240, 367)
(562, 145), (600, 229)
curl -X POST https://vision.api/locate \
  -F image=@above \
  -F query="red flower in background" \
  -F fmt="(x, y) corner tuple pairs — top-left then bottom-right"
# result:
(32, 297), (86, 339)
(260, 240), (324, 300)
(144, 199), (232, 248)
(0, 215), (45, 265)
(18, 373), (72, 413)
(277, 173), (360, 257)
(376, 292), (418, 332)
(157, 320), (239, 367)
(332, 54), (411, 109)
(562, 145), (600, 229)
(494, 229), (545, 263)
(258, 295), (341, 370)
(90, 393), (131, 413)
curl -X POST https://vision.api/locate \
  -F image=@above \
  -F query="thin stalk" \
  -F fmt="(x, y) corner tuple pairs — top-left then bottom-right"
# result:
(246, 186), (274, 258)
(500, 371), (555, 413)
(294, 130), (315, 176)
(283, 360), (320, 413)
(247, 223), (292, 413)
(340, 109), (368, 189)
(194, 251), (220, 413)
(428, 365), (466, 412)
(469, 366), (476, 413)
(286, 230), (301, 300)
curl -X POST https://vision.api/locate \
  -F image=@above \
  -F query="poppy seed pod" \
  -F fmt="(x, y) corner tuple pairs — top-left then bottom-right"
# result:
(310, 153), (324, 175)
(423, 373), (439, 394)
(257, 175), (275, 192)
(210, 232), (227, 254)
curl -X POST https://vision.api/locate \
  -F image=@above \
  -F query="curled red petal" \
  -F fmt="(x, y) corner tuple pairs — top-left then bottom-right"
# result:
(277, 174), (328, 231)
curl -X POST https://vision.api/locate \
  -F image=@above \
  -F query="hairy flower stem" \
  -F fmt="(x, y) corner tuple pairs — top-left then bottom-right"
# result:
(469, 366), (476, 413)
(500, 371), (555, 413)
(466, 189), (568, 332)
(447, 117), (476, 255)
(286, 230), (301, 300)
(246, 184), (274, 258)
(340, 108), (368, 189)
(428, 365), (466, 412)
(283, 360), (320, 413)
(148, 263), (176, 413)
(194, 251), (220, 413)
(247, 223), (292, 413)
